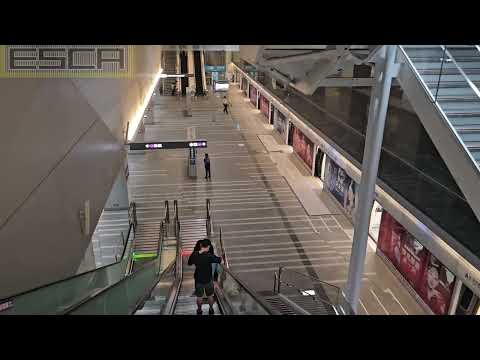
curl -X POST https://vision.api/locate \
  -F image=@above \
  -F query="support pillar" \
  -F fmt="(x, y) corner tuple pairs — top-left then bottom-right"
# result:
(448, 278), (463, 315)
(345, 46), (397, 312)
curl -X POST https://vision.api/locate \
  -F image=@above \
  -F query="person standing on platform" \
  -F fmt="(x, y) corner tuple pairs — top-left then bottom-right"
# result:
(223, 96), (229, 114)
(204, 153), (211, 180)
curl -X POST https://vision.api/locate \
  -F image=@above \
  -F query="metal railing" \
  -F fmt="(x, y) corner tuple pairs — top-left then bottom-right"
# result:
(206, 198), (212, 236)
(128, 201), (137, 230)
(273, 267), (354, 315)
(164, 200), (170, 224)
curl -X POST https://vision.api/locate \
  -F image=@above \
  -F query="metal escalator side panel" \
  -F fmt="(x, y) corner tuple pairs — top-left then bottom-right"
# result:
(397, 46), (480, 226)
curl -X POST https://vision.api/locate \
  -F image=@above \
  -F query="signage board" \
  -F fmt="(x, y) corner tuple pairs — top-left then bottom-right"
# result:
(205, 65), (226, 73)
(129, 140), (207, 150)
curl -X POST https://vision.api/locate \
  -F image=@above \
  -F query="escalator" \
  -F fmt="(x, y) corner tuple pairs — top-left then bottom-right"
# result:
(2, 199), (278, 315)
(1, 198), (348, 315)
(397, 45), (480, 229)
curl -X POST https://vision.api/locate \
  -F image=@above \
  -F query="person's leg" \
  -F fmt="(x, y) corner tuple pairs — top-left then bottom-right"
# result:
(195, 282), (204, 314)
(205, 282), (215, 314)
(206, 167), (211, 179)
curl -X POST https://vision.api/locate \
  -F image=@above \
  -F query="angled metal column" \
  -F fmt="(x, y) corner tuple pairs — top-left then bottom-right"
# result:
(345, 45), (397, 311)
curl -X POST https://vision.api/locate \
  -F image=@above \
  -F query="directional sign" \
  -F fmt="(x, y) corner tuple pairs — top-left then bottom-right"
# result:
(129, 140), (207, 151)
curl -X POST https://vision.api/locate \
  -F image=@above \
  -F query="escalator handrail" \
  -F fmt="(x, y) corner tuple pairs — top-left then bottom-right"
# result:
(63, 220), (167, 315)
(162, 218), (182, 315)
(0, 221), (135, 303)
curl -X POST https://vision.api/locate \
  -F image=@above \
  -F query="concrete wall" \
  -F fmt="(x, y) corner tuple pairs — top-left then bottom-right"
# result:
(239, 46), (260, 64)
(0, 46), (162, 298)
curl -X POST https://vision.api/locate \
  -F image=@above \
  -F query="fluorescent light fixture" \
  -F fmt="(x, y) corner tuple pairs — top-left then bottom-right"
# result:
(159, 73), (188, 78)
(127, 67), (163, 141)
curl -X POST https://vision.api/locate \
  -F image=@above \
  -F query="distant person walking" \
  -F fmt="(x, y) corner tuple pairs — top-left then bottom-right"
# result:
(222, 96), (229, 114)
(171, 83), (176, 96)
(188, 239), (222, 315)
(204, 153), (211, 180)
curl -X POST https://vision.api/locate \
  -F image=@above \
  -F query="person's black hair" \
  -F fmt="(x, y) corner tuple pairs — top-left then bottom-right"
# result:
(193, 240), (202, 252)
(205, 153), (209, 157)
(199, 238), (210, 248)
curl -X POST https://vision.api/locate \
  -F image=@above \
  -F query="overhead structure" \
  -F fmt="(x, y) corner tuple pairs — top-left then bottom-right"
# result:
(247, 45), (382, 94)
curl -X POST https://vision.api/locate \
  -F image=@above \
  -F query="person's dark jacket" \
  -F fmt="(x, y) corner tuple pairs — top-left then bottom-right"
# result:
(188, 251), (222, 284)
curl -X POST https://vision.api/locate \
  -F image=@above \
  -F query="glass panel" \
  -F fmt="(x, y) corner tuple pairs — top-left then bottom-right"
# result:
(70, 261), (158, 315)
(216, 265), (269, 315)
(1, 226), (135, 315)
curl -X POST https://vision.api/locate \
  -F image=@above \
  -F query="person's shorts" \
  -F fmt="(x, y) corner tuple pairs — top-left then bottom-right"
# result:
(194, 281), (214, 297)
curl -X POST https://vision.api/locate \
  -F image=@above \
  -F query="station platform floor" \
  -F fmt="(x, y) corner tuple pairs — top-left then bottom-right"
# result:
(127, 85), (427, 315)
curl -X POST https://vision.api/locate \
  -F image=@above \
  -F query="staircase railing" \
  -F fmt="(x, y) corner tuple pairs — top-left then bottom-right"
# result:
(273, 267), (354, 315)
(164, 200), (170, 224)
(206, 198), (212, 236)
(128, 201), (137, 231)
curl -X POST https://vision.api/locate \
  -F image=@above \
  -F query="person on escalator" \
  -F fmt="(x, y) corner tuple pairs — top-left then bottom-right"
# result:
(192, 239), (220, 283)
(188, 239), (222, 315)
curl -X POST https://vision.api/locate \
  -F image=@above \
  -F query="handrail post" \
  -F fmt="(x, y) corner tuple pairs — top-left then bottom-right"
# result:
(165, 200), (170, 223)
(277, 266), (283, 293)
(434, 45), (447, 103)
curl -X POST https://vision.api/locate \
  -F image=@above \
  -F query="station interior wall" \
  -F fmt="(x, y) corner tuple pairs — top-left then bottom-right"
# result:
(0, 46), (162, 298)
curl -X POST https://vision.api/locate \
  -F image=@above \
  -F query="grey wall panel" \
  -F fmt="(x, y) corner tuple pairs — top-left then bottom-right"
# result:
(0, 120), (123, 298)
(0, 79), (100, 228)
(240, 46), (260, 64)
(72, 46), (162, 143)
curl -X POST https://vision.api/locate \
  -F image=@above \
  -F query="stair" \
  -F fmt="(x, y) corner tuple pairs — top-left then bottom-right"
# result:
(258, 290), (336, 315)
(259, 291), (298, 315)
(397, 45), (480, 232)
(133, 221), (161, 255)
(173, 218), (220, 315)
(402, 45), (480, 167)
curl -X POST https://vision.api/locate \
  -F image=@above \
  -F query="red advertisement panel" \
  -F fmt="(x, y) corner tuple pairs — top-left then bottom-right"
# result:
(377, 211), (403, 269)
(417, 254), (456, 315)
(259, 94), (269, 118)
(249, 86), (257, 106)
(292, 125), (314, 169)
(399, 233), (428, 288)
(377, 211), (456, 315)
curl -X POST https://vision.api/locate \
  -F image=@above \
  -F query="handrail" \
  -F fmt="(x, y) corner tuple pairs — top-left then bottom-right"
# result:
(128, 201), (137, 230)
(173, 199), (178, 223)
(206, 198), (212, 236)
(0, 220), (135, 303)
(442, 45), (480, 100)
(64, 220), (167, 315)
(162, 218), (182, 314)
(164, 200), (170, 224)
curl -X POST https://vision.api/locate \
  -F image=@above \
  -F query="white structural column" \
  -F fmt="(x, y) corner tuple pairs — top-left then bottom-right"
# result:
(346, 46), (397, 311)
